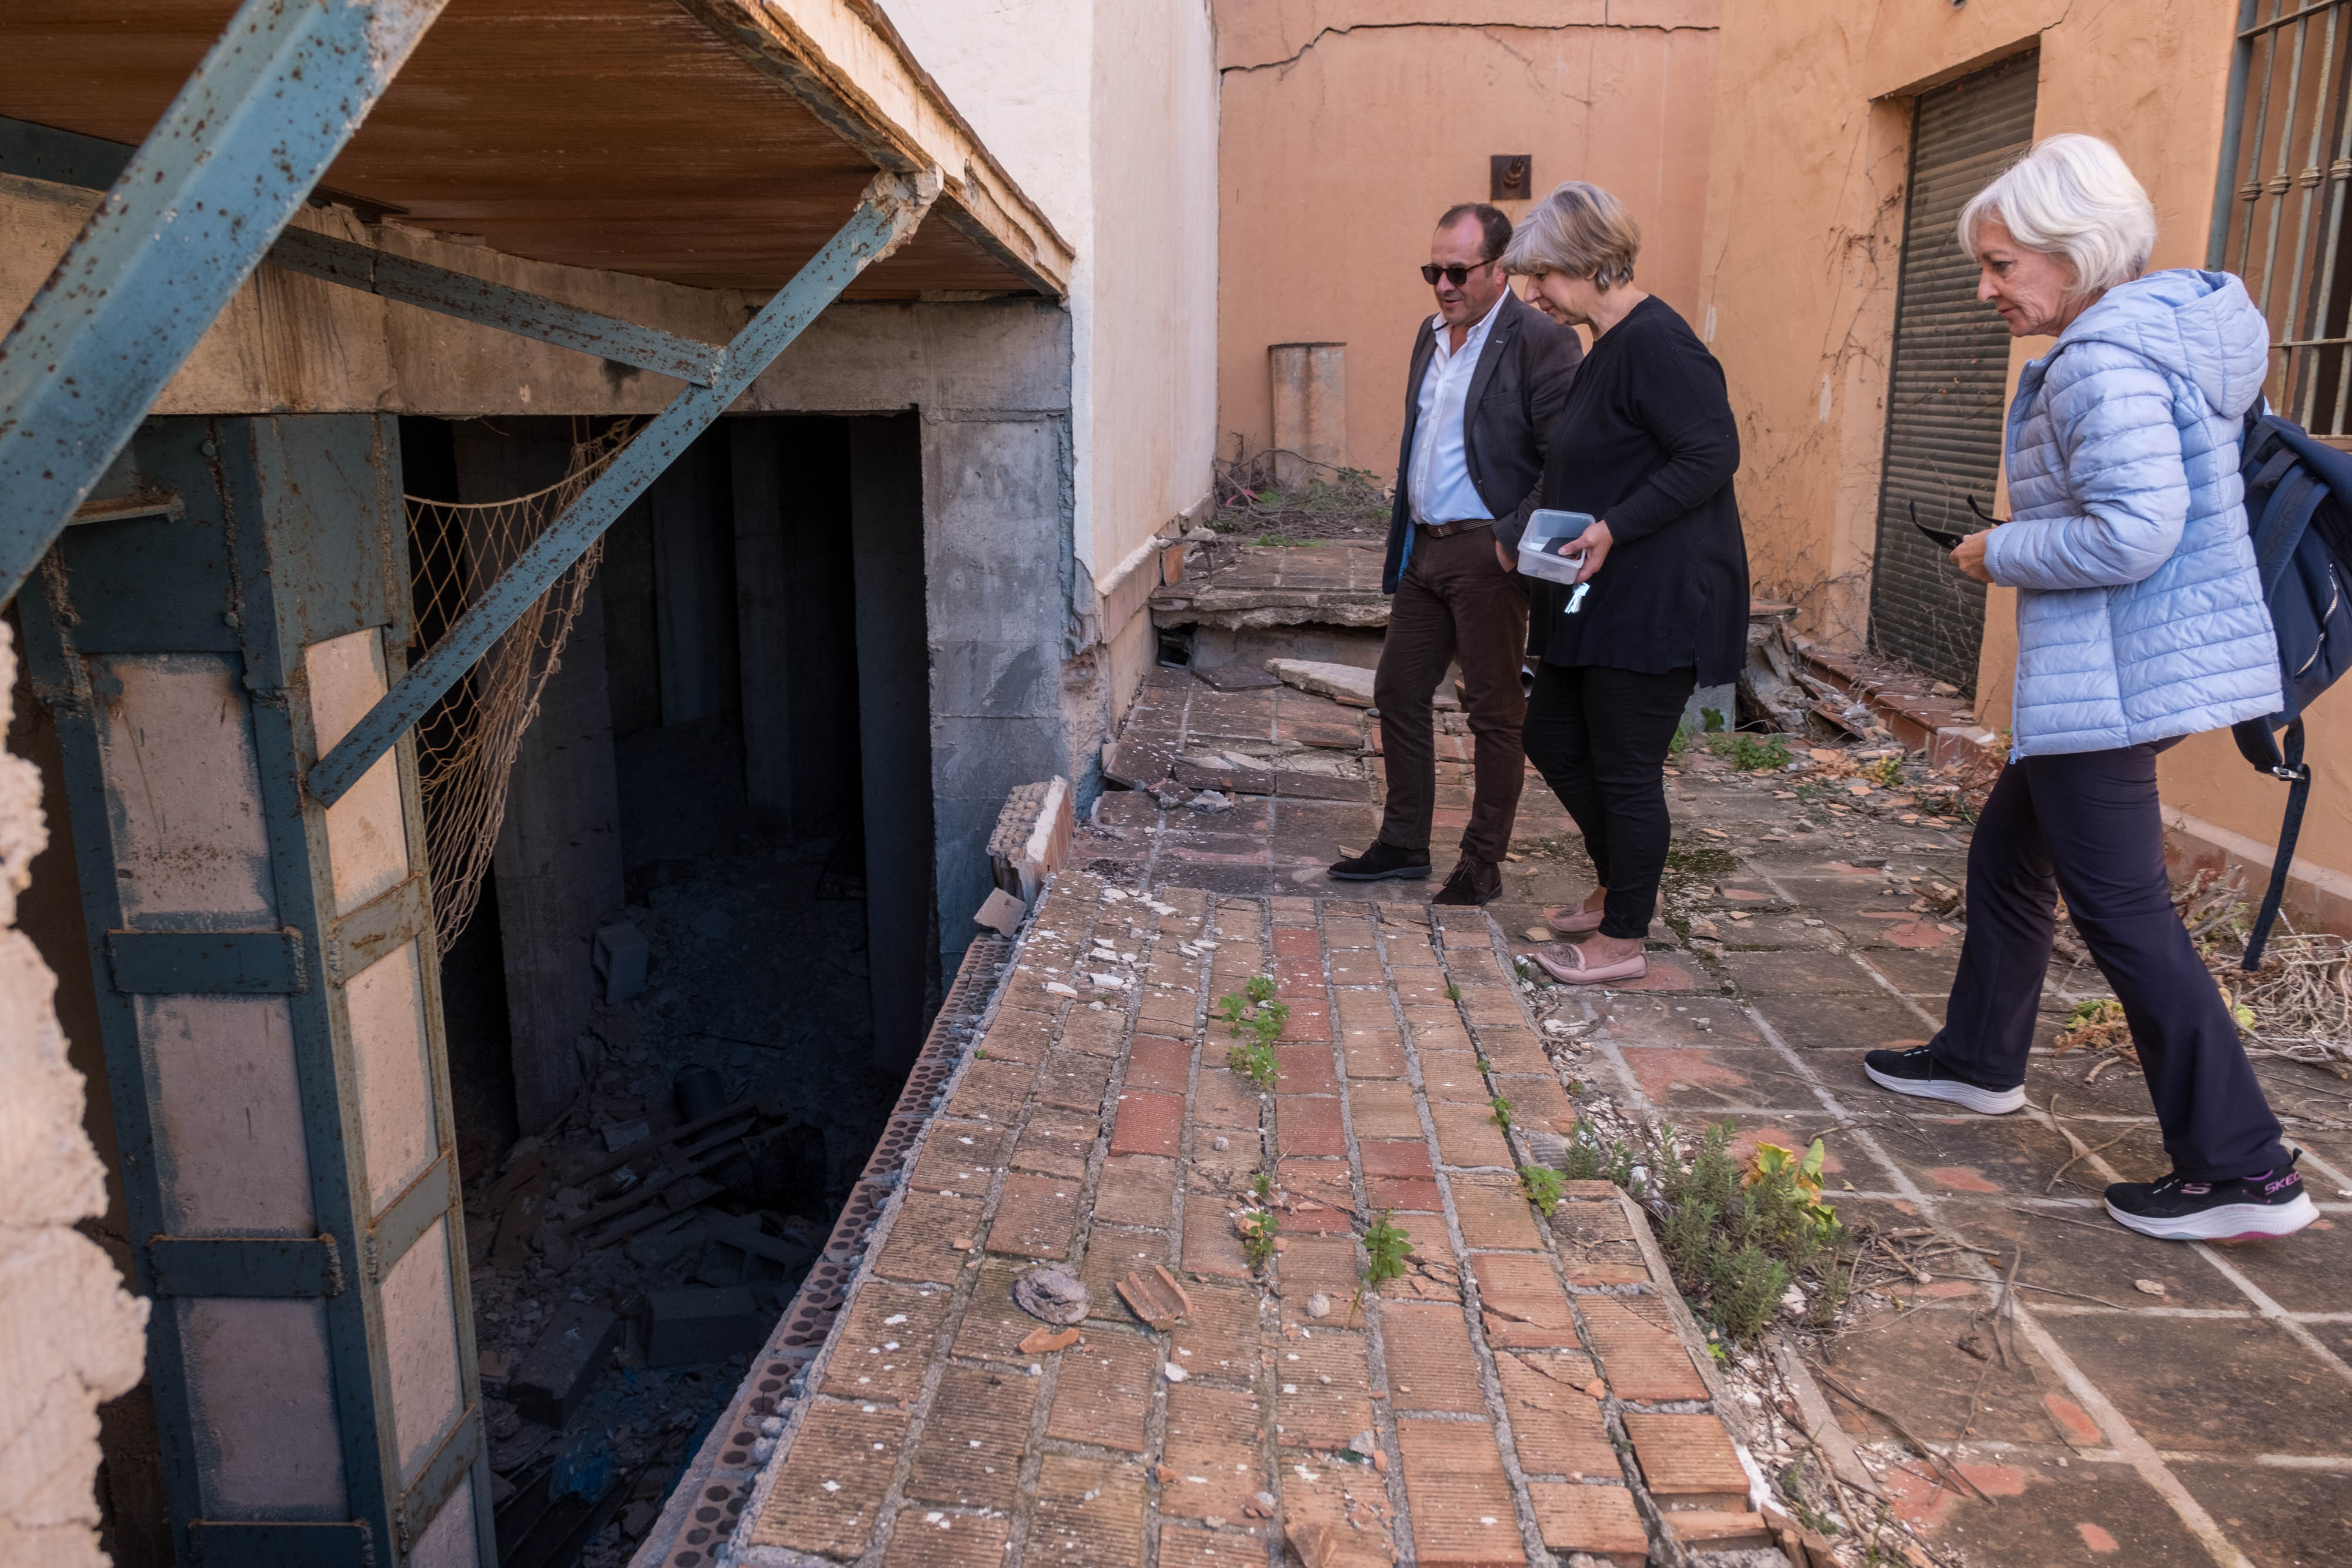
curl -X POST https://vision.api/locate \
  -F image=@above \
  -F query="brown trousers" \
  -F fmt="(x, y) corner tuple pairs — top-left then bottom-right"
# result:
(1371, 526), (1530, 864)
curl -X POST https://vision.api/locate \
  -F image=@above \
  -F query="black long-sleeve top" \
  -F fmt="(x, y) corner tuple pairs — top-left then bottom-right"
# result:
(1525, 295), (1750, 686)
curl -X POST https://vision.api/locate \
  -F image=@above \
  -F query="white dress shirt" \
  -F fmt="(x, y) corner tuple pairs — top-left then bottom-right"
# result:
(1406, 287), (1508, 525)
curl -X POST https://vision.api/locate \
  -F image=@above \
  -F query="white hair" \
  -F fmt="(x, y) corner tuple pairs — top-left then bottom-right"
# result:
(1957, 133), (2157, 299)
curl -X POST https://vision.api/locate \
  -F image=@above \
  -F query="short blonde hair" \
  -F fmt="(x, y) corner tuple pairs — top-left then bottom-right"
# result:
(1502, 180), (1641, 289)
(1958, 133), (2156, 298)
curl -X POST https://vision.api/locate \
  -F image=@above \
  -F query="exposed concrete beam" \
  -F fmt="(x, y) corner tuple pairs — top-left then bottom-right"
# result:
(677, 0), (1077, 300)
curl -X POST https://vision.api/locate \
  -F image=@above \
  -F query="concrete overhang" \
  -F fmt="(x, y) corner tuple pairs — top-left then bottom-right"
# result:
(0, 0), (1073, 302)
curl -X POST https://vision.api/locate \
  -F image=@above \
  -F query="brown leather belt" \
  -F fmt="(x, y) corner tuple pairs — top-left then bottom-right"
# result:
(1413, 518), (1492, 539)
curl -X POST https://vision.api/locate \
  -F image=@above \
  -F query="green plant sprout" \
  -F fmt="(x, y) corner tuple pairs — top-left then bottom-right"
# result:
(1518, 1165), (1565, 1217)
(1217, 975), (1289, 1089)
(1488, 1095), (1514, 1129)
(1357, 1211), (1411, 1312)
(1708, 731), (1792, 772)
(1239, 1208), (1279, 1271)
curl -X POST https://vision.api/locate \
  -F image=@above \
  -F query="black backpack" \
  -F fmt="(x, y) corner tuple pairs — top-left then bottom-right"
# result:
(2230, 410), (2352, 967)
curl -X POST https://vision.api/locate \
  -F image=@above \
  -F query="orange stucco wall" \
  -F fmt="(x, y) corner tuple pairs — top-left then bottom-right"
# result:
(1696, 0), (2352, 882)
(1214, 1), (1720, 480)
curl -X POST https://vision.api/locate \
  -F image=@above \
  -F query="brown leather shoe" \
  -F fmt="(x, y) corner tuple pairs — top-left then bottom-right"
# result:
(1430, 857), (1502, 906)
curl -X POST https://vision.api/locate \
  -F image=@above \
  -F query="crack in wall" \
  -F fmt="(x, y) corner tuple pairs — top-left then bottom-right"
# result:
(1220, 17), (1720, 78)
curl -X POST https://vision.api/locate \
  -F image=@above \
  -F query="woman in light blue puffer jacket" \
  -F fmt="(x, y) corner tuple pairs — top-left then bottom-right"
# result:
(1863, 135), (2315, 1243)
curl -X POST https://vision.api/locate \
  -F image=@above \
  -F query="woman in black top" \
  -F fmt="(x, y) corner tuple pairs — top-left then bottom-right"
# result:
(1500, 181), (1748, 985)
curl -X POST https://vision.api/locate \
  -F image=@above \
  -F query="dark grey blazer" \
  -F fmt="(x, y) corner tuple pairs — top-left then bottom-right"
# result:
(1380, 287), (1585, 593)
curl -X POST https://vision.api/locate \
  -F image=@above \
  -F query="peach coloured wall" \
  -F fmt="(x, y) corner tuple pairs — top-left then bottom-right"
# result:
(1214, 1), (1721, 479)
(1693, 1), (2352, 879)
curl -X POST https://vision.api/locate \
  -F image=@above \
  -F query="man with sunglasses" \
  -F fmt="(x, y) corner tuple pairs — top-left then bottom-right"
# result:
(1330, 203), (1582, 904)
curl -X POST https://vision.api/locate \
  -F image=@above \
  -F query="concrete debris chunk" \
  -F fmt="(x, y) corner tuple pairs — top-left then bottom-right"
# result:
(509, 1303), (622, 1427)
(1263, 658), (1377, 707)
(592, 918), (650, 1004)
(644, 1286), (766, 1368)
(1011, 1265), (1091, 1325)
(602, 1119), (651, 1153)
(974, 887), (1027, 937)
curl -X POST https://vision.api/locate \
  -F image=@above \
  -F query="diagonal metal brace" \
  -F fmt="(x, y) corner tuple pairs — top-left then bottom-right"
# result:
(306, 169), (942, 808)
(0, 0), (450, 607)
(268, 228), (728, 386)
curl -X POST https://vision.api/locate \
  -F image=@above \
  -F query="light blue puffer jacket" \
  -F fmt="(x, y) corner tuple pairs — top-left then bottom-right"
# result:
(1987, 269), (2282, 756)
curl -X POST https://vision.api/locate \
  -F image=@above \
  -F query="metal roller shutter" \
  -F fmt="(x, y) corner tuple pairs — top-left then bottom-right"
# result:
(1868, 50), (2040, 691)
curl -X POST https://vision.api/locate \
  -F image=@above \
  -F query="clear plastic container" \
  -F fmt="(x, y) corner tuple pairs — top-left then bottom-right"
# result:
(1517, 508), (1593, 586)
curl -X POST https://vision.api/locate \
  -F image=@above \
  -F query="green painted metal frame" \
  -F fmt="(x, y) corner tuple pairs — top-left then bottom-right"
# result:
(18, 414), (494, 1567)
(0, 0), (447, 606)
(307, 167), (943, 807)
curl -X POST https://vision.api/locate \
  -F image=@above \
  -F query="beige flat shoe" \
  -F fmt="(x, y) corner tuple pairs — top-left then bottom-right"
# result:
(1530, 941), (1648, 985)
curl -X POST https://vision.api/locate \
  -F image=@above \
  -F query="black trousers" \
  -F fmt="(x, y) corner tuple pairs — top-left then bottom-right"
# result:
(1933, 744), (2288, 1182)
(1522, 661), (1694, 938)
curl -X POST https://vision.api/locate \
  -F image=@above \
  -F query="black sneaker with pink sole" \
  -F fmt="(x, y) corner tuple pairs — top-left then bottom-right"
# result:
(2104, 1153), (2318, 1241)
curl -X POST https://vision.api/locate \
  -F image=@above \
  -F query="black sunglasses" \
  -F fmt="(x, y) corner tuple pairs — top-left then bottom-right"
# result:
(1420, 260), (1496, 286)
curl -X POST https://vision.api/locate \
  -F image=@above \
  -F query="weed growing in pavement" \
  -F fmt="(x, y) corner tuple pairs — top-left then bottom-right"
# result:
(1866, 753), (1905, 788)
(1445, 984), (1462, 1002)
(1653, 1121), (1850, 1342)
(1707, 731), (1793, 772)
(1519, 1165), (1565, 1216)
(1361, 1212), (1411, 1293)
(1252, 1172), (1273, 1205)
(1488, 1095), (1514, 1129)
(1238, 1208), (1280, 1271)
(1218, 975), (1287, 1089)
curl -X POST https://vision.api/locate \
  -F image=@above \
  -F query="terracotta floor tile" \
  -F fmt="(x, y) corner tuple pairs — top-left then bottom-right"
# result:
(907, 1119), (1013, 1194)
(1338, 1030), (1409, 1078)
(1275, 1094), (1347, 1156)
(1274, 1329), (1374, 1447)
(1093, 1152), (1177, 1229)
(1622, 1412), (1749, 1507)
(1011, 1113), (1100, 1179)
(1451, 1179), (1544, 1251)
(1528, 1480), (1646, 1567)
(1124, 1033), (1194, 1093)
(986, 1172), (1083, 1261)
(1430, 1101), (1515, 1169)
(873, 1190), (987, 1285)
(1346, 1080), (1423, 1140)
(1108, 1088), (1185, 1157)
(1161, 1383), (1268, 1520)
(904, 1363), (1037, 1510)
(748, 1400), (910, 1555)
(1379, 1300), (1488, 1413)
(818, 1282), (953, 1401)
(1497, 1351), (1618, 1479)
(878, 1509), (1011, 1568)
(1469, 1252), (1579, 1349)
(1395, 1416), (1523, 1567)
(1358, 1138), (1435, 1178)
(1044, 1329), (1158, 1453)
(1028, 1453), (1147, 1564)
(1182, 1193), (1253, 1279)
(1171, 1279), (1264, 1385)
(1579, 1295), (1709, 1403)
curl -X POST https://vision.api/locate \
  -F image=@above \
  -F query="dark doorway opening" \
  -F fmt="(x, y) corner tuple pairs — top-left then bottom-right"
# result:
(405, 412), (936, 1567)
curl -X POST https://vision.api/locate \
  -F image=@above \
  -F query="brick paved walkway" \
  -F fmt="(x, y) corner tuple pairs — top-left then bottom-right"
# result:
(726, 873), (1770, 1566)
(661, 652), (2352, 1568)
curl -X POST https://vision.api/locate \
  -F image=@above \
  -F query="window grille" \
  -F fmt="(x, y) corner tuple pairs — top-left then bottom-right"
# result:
(2213, 0), (2352, 444)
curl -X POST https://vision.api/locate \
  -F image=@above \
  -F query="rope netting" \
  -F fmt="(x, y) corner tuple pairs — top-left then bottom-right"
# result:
(409, 419), (634, 954)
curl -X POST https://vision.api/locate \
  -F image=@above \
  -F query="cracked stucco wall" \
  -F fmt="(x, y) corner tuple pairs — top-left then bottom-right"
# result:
(1214, 0), (1722, 474)
(1686, 0), (2352, 872)
(0, 621), (148, 1568)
